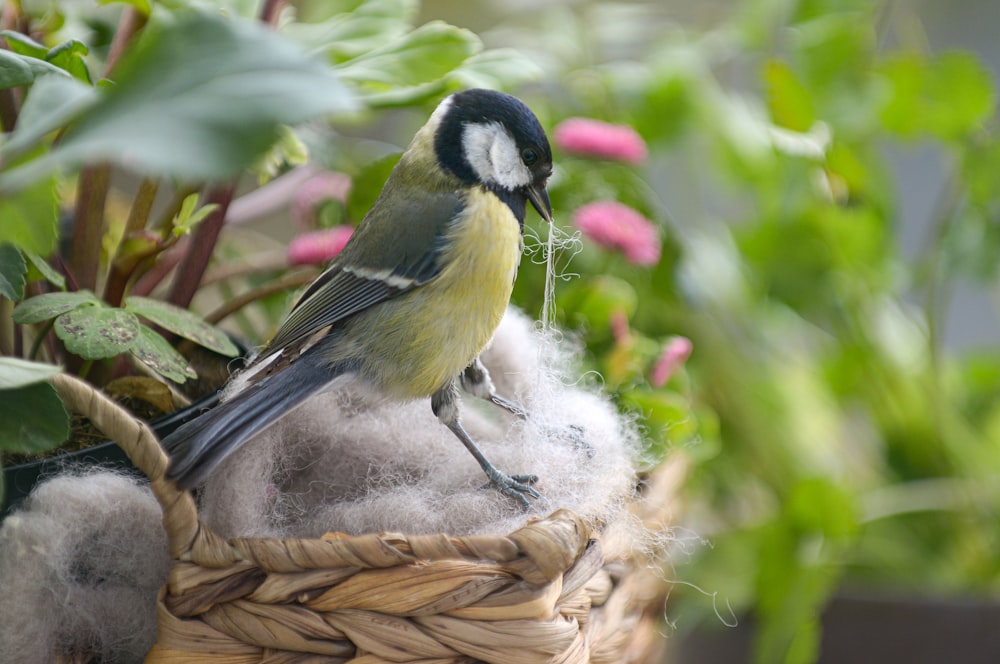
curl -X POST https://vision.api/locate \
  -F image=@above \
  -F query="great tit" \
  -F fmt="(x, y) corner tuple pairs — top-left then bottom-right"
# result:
(163, 88), (554, 507)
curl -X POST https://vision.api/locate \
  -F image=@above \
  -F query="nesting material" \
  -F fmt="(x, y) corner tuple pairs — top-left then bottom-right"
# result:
(0, 470), (170, 663)
(200, 308), (641, 539)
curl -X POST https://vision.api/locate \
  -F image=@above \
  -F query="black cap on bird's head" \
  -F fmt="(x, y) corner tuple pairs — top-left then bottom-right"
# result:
(433, 89), (553, 224)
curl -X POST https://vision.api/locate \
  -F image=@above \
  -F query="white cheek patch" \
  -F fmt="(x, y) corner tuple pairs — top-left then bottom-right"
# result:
(462, 121), (533, 190)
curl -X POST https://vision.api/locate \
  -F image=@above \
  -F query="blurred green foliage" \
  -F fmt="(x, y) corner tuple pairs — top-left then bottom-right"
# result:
(482, 1), (1000, 662)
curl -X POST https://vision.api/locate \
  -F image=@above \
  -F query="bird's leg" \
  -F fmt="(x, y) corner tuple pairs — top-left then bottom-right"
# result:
(460, 358), (592, 457)
(431, 381), (541, 508)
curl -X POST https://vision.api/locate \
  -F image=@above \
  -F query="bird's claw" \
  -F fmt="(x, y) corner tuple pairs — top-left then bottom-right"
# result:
(481, 470), (542, 509)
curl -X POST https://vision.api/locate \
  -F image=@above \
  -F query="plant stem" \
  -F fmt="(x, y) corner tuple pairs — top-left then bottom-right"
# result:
(130, 239), (187, 298)
(28, 319), (55, 361)
(0, 3), (25, 132)
(260, 0), (286, 27)
(104, 178), (160, 307)
(0, 298), (14, 356)
(104, 7), (147, 77)
(69, 163), (111, 292)
(167, 184), (236, 309)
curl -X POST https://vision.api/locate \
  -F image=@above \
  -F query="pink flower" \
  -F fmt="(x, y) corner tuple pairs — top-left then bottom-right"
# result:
(572, 201), (661, 266)
(291, 172), (352, 229)
(553, 118), (648, 164)
(650, 336), (693, 388)
(287, 226), (354, 266)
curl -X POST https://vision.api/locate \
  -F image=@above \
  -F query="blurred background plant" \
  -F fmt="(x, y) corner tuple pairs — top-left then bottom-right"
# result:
(3, 0), (1000, 662)
(466, 0), (1000, 662)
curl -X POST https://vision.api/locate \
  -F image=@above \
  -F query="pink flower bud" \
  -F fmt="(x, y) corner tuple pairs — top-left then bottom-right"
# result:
(650, 336), (693, 388)
(553, 118), (648, 164)
(572, 200), (661, 266)
(287, 226), (354, 266)
(291, 172), (352, 229)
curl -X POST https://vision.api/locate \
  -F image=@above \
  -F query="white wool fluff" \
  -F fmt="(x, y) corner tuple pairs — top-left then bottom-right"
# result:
(200, 308), (641, 538)
(0, 471), (169, 663)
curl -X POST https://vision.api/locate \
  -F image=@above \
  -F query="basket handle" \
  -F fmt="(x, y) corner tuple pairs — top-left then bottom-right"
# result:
(50, 373), (229, 561)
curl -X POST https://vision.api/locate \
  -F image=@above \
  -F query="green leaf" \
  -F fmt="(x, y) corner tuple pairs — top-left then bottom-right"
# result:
(346, 152), (400, 222)
(446, 48), (542, 91)
(1, 74), (98, 160)
(23, 250), (66, 289)
(170, 194), (219, 237)
(0, 152), (60, 254)
(12, 290), (99, 324)
(129, 326), (197, 383)
(764, 59), (816, 132)
(97, 0), (152, 16)
(0, 244), (27, 300)
(1, 13), (358, 187)
(0, 31), (48, 59)
(336, 21), (480, 105)
(0, 357), (62, 388)
(0, 382), (69, 454)
(124, 295), (239, 357)
(0, 49), (68, 89)
(284, 0), (412, 63)
(54, 306), (140, 359)
(880, 52), (996, 140)
(45, 39), (92, 84)
(296, 0), (417, 25)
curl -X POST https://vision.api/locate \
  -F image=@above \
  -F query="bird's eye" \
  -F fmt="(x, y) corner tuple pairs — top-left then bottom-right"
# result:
(521, 148), (539, 165)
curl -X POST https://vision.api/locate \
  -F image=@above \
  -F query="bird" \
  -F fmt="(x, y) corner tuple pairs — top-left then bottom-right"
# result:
(162, 88), (554, 507)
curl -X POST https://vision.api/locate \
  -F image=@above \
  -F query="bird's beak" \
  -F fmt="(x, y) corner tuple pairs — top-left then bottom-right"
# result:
(526, 184), (553, 223)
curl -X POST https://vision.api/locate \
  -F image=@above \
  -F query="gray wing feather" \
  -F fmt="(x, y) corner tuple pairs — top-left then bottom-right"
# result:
(264, 182), (464, 355)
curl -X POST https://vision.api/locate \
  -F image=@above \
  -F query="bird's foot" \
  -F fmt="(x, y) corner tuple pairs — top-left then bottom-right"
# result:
(481, 469), (542, 509)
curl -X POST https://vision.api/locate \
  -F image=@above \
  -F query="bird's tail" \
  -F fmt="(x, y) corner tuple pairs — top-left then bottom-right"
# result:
(161, 351), (341, 490)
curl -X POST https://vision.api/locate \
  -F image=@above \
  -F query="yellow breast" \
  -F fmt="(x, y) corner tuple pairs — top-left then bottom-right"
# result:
(351, 188), (522, 397)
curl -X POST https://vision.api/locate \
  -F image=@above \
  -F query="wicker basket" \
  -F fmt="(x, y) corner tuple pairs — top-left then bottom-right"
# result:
(51, 373), (684, 663)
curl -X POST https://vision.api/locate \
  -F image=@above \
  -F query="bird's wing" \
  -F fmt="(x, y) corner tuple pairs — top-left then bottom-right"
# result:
(264, 183), (463, 354)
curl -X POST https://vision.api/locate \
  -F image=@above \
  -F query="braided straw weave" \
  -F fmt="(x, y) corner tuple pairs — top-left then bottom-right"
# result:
(51, 373), (683, 663)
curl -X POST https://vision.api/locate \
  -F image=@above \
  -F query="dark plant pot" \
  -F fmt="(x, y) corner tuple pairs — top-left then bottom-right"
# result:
(1, 392), (217, 517)
(669, 591), (1000, 664)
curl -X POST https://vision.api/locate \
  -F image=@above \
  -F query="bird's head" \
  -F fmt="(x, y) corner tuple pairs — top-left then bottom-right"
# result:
(431, 88), (553, 224)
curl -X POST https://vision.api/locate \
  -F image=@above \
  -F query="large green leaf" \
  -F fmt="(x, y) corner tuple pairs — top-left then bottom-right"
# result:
(0, 382), (69, 454)
(1, 12), (357, 188)
(0, 169), (60, 259)
(446, 48), (543, 91)
(12, 290), (99, 324)
(0, 244), (26, 300)
(0, 357), (62, 389)
(54, 306), (140, 359)
(335, 21), (480, 105)
(284, 0), (414, 63)
(129, 326), (197, 383)
(1, 74), (98, 160)
(125, 295), (239, 357)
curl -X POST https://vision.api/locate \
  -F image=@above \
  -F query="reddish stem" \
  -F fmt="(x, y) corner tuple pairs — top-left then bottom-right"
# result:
(166, 185), (236, 309)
